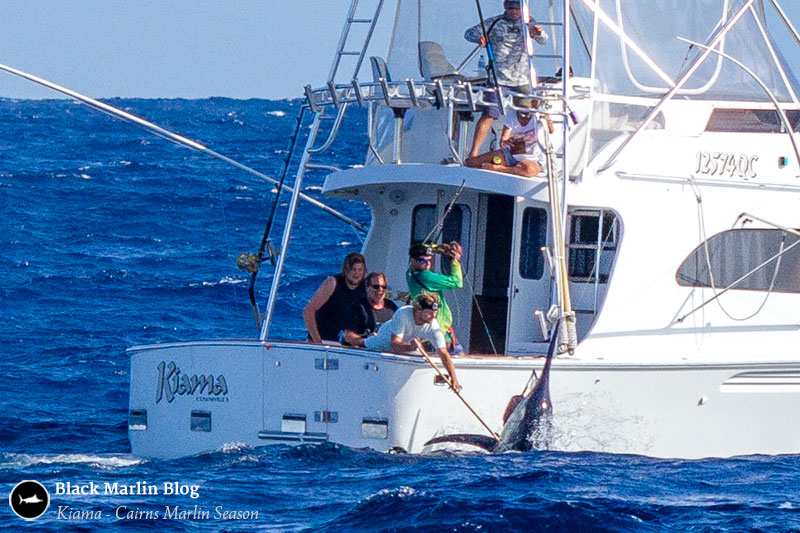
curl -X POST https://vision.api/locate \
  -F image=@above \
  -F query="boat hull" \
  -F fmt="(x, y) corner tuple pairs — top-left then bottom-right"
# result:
(128, 340), (800, 459)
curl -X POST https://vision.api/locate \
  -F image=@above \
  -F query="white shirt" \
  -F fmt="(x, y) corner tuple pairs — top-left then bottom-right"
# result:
(503, 111), (544, 163)
(364, 306), (447, 353)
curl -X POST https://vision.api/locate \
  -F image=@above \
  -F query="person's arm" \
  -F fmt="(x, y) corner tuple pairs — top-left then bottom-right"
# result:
(529, 23), (548, 45)
(302, 276), (336, 343)
(465, 14), (501, 45)
(436, 347), (462, 392)
(342, 330), (366, 347)
(390, 334), (416, 354)
(339, 301), (369, 346)
(498, 125), (512, 148)
(464, 21), (484, 44)
(417, 260), (463, 290)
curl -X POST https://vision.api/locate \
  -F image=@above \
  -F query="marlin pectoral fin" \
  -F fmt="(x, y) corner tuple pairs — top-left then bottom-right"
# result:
(424, 434), (499, 451)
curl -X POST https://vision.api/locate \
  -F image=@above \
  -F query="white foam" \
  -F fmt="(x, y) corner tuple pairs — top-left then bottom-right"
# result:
(2, 453), (146, 470)
(220, 442), (250, 453)
(267, 110), (286, 117)
(219, 276), (246, 285)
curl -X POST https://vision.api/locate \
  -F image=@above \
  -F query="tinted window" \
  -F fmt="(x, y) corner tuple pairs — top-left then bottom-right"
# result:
(705, 109), (800, 133)
(677, 229), (800, 293)
(519, 208), (547, 280)
(411, 204), (471, 274)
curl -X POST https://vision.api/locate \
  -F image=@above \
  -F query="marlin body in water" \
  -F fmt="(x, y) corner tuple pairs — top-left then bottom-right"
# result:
(425, 324), (558, 453)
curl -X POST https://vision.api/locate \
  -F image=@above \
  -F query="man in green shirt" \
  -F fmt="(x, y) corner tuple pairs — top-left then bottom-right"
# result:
(406, 242), (463, 351)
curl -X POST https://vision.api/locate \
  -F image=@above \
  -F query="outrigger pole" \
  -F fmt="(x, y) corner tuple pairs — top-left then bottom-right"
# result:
(0, 61), (367, 234)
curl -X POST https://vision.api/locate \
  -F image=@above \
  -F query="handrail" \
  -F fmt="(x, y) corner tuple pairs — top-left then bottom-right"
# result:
(596, 0), (756, 173)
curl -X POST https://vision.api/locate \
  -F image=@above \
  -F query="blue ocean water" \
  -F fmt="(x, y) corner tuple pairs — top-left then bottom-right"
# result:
(1, 97), (799, 531)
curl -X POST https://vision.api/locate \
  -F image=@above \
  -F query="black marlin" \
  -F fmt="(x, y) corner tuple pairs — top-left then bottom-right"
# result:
(424, 323), (558, 453)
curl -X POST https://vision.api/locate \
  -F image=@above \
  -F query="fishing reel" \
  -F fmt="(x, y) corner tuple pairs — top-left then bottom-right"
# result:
(237, 240), (280, 274)
(236, 252), (261, 274)
(426, 241), (460, 257)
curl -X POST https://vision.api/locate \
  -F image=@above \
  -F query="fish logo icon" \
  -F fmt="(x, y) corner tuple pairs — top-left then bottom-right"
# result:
(19, 494), (44, 505)
(9, 480), (49, 520)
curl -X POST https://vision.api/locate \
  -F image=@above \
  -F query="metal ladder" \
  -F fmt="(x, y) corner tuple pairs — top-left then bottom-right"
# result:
(260, 0), (385, 338)
(282, 0), (385, 179)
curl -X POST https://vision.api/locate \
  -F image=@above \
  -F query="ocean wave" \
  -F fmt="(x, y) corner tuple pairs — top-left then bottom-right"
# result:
(1, 453), (146, 470)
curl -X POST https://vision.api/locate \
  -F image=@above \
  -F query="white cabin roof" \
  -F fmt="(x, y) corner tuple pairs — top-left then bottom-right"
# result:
(323, 163), (548, 198)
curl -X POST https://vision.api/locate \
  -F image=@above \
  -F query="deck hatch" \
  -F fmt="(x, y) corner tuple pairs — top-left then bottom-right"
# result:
(361, 417), (389, 439)
(190, 410), (212, 432)
(281, 414), (307, 434)
(128, 409), (147, 431)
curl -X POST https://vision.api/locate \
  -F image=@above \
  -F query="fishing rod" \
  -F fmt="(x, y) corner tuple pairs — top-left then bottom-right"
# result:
(0, 61), (367, 234)
(422, 180), (466, 245)
(474, 0), (505, 115)
(242, 106), (308, 328)
(412, 339), (501, 441)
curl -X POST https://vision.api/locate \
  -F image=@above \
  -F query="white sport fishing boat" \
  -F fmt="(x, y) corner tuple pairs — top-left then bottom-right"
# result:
(126, 0), (800, 459)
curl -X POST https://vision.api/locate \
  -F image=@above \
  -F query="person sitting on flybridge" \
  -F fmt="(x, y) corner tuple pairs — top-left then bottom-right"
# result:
(303, 252), (367, 344)
(464, 0), (548, 160)
(465, 96), (545, 177)
(365, 293), (462, 392)
(340, 271), (398, 347)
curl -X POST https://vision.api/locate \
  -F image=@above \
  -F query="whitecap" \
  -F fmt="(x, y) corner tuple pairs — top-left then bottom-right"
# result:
(78, 165), (91, 171)
(338, 241), (352, 246)
(267, 110), (286, 117)
(79, 174), (92, 180)
(350, 164), (365, 169)
(220, 442), (250, 453)
(362, 486), (417, 503)
(2, 453), (146, 470)
(120, 160), (132, 166)
(780, 502), (793, 509)
(220, 276), (247, 285)
(304, 185), (323, 191)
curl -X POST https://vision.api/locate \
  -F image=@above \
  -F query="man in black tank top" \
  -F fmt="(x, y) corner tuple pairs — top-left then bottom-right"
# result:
(303, 252), (367, 343)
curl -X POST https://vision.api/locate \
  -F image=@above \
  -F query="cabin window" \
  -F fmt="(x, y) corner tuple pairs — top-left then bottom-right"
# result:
(411, 204), (471, 274)
(705, 109), (800, 133)
(519, 207), (547, 280)
(677, 229), (800, 293)
(568, 210), (619, 283)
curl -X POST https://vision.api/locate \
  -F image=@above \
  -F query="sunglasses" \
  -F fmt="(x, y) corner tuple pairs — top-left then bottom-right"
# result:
(416, 257), (430, 264)
(369, 284), (387, 290)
